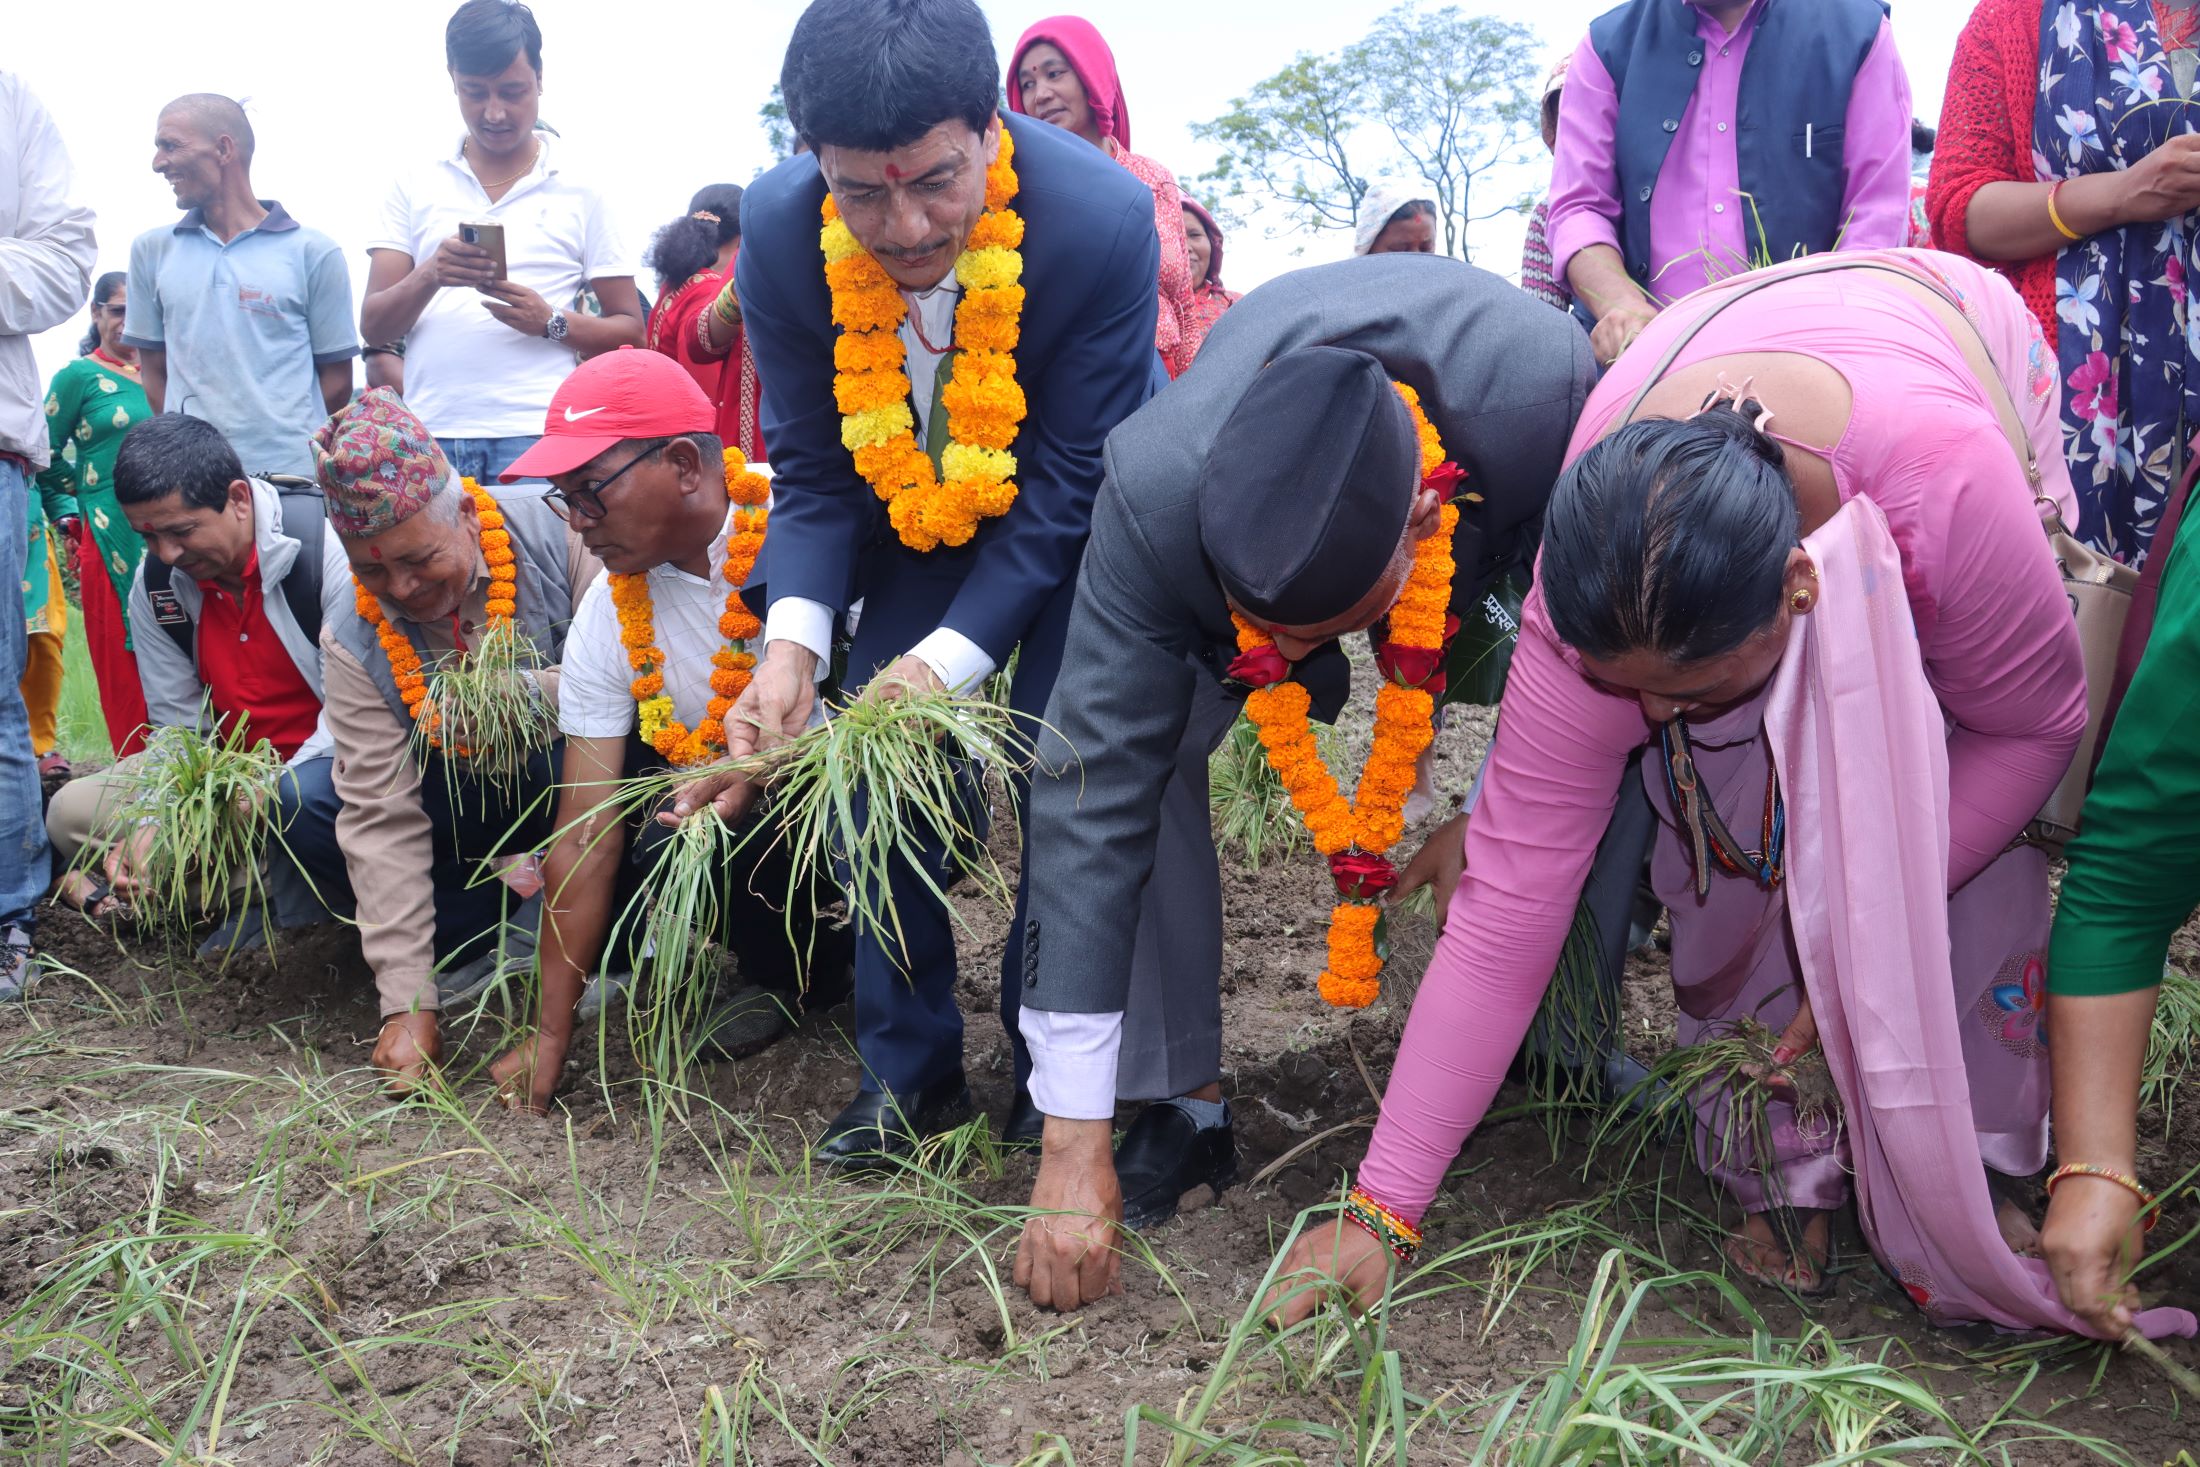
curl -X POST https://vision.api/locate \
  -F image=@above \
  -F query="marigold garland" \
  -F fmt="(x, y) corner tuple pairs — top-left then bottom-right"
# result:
(1234, 383), (1463, 1008)
(609, 447), (769, 766)
(352, 478), (516, 757)
(820, 128), (1026, 552)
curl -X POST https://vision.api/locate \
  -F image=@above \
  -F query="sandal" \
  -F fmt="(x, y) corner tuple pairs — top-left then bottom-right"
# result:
(1726, 1206), (1838, 1298)
(56, 871), (120, 921)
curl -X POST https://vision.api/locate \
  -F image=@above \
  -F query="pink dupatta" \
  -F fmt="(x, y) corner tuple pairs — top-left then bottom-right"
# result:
(1767, 497), (2195, 1339)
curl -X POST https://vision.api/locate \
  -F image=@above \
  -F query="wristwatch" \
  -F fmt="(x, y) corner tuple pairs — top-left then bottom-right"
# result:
(544, 309), (569, 342)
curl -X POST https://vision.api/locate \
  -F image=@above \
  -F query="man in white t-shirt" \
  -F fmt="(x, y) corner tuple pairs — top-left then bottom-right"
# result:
(484, 349), (852, 1114)
(359, 0), (640, 485)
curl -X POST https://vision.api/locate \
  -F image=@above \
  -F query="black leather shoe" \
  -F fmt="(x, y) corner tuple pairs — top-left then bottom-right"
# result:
(1115, 1102), (1237, 1230)
(1000, 1088), (1045, 1148)
(814, 1068), (974, 1170)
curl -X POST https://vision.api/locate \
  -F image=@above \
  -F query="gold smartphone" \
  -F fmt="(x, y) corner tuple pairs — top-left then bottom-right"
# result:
(459, 220), (508, 281)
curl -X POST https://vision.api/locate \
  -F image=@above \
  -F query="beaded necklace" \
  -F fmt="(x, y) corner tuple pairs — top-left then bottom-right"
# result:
(1658, 715), (1785, 898)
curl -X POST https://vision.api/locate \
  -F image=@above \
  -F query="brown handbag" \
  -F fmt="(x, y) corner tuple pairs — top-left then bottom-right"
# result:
(1615, 254), (2135, 849)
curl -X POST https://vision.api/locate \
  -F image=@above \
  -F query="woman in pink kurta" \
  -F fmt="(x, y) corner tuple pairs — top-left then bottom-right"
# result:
(1267, 249), (2195, 1341)
(1007, 17), (1198, 378)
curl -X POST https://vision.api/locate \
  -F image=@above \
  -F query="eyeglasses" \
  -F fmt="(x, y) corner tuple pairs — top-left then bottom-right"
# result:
(543, 443), (659, 523)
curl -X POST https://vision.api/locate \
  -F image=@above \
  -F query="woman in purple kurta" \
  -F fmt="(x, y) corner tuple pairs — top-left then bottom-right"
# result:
(1267, 249), (2196, 1340)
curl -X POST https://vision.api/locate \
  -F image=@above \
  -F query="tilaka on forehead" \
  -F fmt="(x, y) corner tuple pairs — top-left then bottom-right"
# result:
(883, 163), (906, 180)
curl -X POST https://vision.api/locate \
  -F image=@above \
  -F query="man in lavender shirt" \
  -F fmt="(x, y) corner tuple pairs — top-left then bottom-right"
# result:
(1549, 0), (1912, 367)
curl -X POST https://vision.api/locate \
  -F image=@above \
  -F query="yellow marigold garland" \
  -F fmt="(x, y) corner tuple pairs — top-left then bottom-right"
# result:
(353, 478), (516, 757)
(610, 447), (770, 766)
(1234, 384), (1463, 1008)
(820, 128), (1026, 551)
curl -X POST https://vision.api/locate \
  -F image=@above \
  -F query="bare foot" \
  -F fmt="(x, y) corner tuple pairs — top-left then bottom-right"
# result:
(1995, 1196), (2043, 1257)
(1724, 1210), (1832, 1293)
(372, 1012), (445, 1096)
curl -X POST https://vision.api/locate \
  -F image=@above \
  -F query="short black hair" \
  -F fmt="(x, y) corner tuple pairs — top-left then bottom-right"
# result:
(1912, 118), (1936, 155)
(1541, 407), (1799, 664)
(447, 0), (543, 77)
(113, 415), (245, 513)
(781, 0), (998, 152)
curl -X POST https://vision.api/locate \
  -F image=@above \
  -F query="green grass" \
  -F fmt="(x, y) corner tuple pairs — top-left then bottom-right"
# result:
(2143, 966), (2200, 1136)
(0, 1016), (2177, 1466)
(55, 604), (114, 765)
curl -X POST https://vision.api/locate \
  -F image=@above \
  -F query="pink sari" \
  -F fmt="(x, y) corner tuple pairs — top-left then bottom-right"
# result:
(1768, 497), (2194, 1338)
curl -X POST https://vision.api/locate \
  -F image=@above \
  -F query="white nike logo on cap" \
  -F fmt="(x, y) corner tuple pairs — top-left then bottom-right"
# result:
(564, 405), (608, 422)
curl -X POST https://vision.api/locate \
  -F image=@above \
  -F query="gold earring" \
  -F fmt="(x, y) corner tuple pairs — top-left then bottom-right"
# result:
(1790, 588), (1813, 612)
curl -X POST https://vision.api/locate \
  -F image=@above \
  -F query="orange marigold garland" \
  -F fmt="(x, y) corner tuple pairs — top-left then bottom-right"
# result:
(1231, 383), (1464, 1008)
(819, 127), (1025, 552)
(608, 447), (770, 766)
(353, 477), (516, 757)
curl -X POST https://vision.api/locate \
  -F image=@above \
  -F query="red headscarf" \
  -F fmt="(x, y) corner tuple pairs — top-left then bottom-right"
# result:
(1007, 16), (1131, 151)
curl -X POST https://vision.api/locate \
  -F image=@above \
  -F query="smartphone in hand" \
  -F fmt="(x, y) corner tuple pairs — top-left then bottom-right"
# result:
(460, 220), (509, 282)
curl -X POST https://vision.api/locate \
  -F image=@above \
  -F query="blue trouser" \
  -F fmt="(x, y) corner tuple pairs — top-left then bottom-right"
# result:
(417, 743), (561, 967)
(841, 565), (1075, 1099)
(0, 460), (49, 933)
(437, 436), (544, 487)
(269, 755), (354, 927)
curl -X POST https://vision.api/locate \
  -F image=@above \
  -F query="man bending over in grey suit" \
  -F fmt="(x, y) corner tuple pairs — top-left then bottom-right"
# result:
(1011, 253), (1595, 1311)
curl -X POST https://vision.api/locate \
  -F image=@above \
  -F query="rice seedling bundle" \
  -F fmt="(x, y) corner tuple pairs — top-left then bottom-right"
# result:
(1589, 1015), (1842, 1205)
(99, 718), (284, 933)
(588, 690), (1039, 1096)
(413, 617), (558, 807)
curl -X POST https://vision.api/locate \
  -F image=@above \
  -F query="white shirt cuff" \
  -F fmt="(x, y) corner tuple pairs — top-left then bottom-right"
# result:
(763, 597), (834, 681)
(1018, 1006), (1124, 1120)
(908, 627), (996, 694)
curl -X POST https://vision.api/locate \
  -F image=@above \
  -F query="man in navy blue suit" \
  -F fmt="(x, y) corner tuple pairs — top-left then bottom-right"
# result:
(673, 0), (1172, 1172)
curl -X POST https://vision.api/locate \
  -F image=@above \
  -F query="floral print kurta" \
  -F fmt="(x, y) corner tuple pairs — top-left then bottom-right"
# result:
(39, 350), (150, 642)
(2037, 0), (2200, 564)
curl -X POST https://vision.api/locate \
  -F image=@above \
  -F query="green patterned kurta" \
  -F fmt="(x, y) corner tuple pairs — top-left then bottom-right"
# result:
(38, 351), (151, 644)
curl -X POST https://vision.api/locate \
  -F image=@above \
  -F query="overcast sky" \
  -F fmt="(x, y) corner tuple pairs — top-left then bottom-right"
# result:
(12, 0), (1965, 388)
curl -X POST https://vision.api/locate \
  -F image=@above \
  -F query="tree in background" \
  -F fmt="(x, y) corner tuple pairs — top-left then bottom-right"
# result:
(759, 84), (795, 165)
(1194, 3), (1541, 260)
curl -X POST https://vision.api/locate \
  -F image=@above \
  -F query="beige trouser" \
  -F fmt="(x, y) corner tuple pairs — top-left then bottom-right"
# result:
(44, 756), (141, 871)
(45, 755), (249, 906)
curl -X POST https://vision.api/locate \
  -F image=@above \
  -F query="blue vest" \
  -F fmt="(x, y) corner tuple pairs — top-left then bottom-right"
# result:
(1589, 0), (1886, 292)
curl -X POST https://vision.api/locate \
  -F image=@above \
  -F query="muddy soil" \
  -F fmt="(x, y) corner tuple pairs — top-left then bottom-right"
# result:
(3, 699), (2197, 1466)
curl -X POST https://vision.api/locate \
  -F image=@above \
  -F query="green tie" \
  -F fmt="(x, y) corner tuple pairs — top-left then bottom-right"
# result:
(923, 351), (956, 474)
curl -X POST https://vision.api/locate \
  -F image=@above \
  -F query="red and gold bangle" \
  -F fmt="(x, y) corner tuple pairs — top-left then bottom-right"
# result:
(2045, 1163), (2160, 1231)
(1342, 1185), (1424, 1264)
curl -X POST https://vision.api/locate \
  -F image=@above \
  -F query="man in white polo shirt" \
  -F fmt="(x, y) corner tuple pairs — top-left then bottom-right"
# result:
(359, 0), (641, 484)
(484, 349), (852, 1114)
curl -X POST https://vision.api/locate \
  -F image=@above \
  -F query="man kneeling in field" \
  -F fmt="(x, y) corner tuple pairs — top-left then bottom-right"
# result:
(486, 349), (852, 1112)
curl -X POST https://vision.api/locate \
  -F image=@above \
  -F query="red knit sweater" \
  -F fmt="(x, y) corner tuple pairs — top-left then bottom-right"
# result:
(1927, 0), (2056, 341)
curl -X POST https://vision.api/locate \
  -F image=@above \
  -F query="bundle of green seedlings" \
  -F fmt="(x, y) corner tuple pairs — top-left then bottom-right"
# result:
(1207, 712), (1309, 871)
(1588, 1010), (1842, 1204)
(90, 715), (284, 936)
(412, 616), (558, 810)
(589, 689), (1042, 1099)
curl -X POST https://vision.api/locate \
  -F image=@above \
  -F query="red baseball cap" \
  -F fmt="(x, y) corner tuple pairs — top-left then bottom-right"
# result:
(499, 346), (716, 482)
